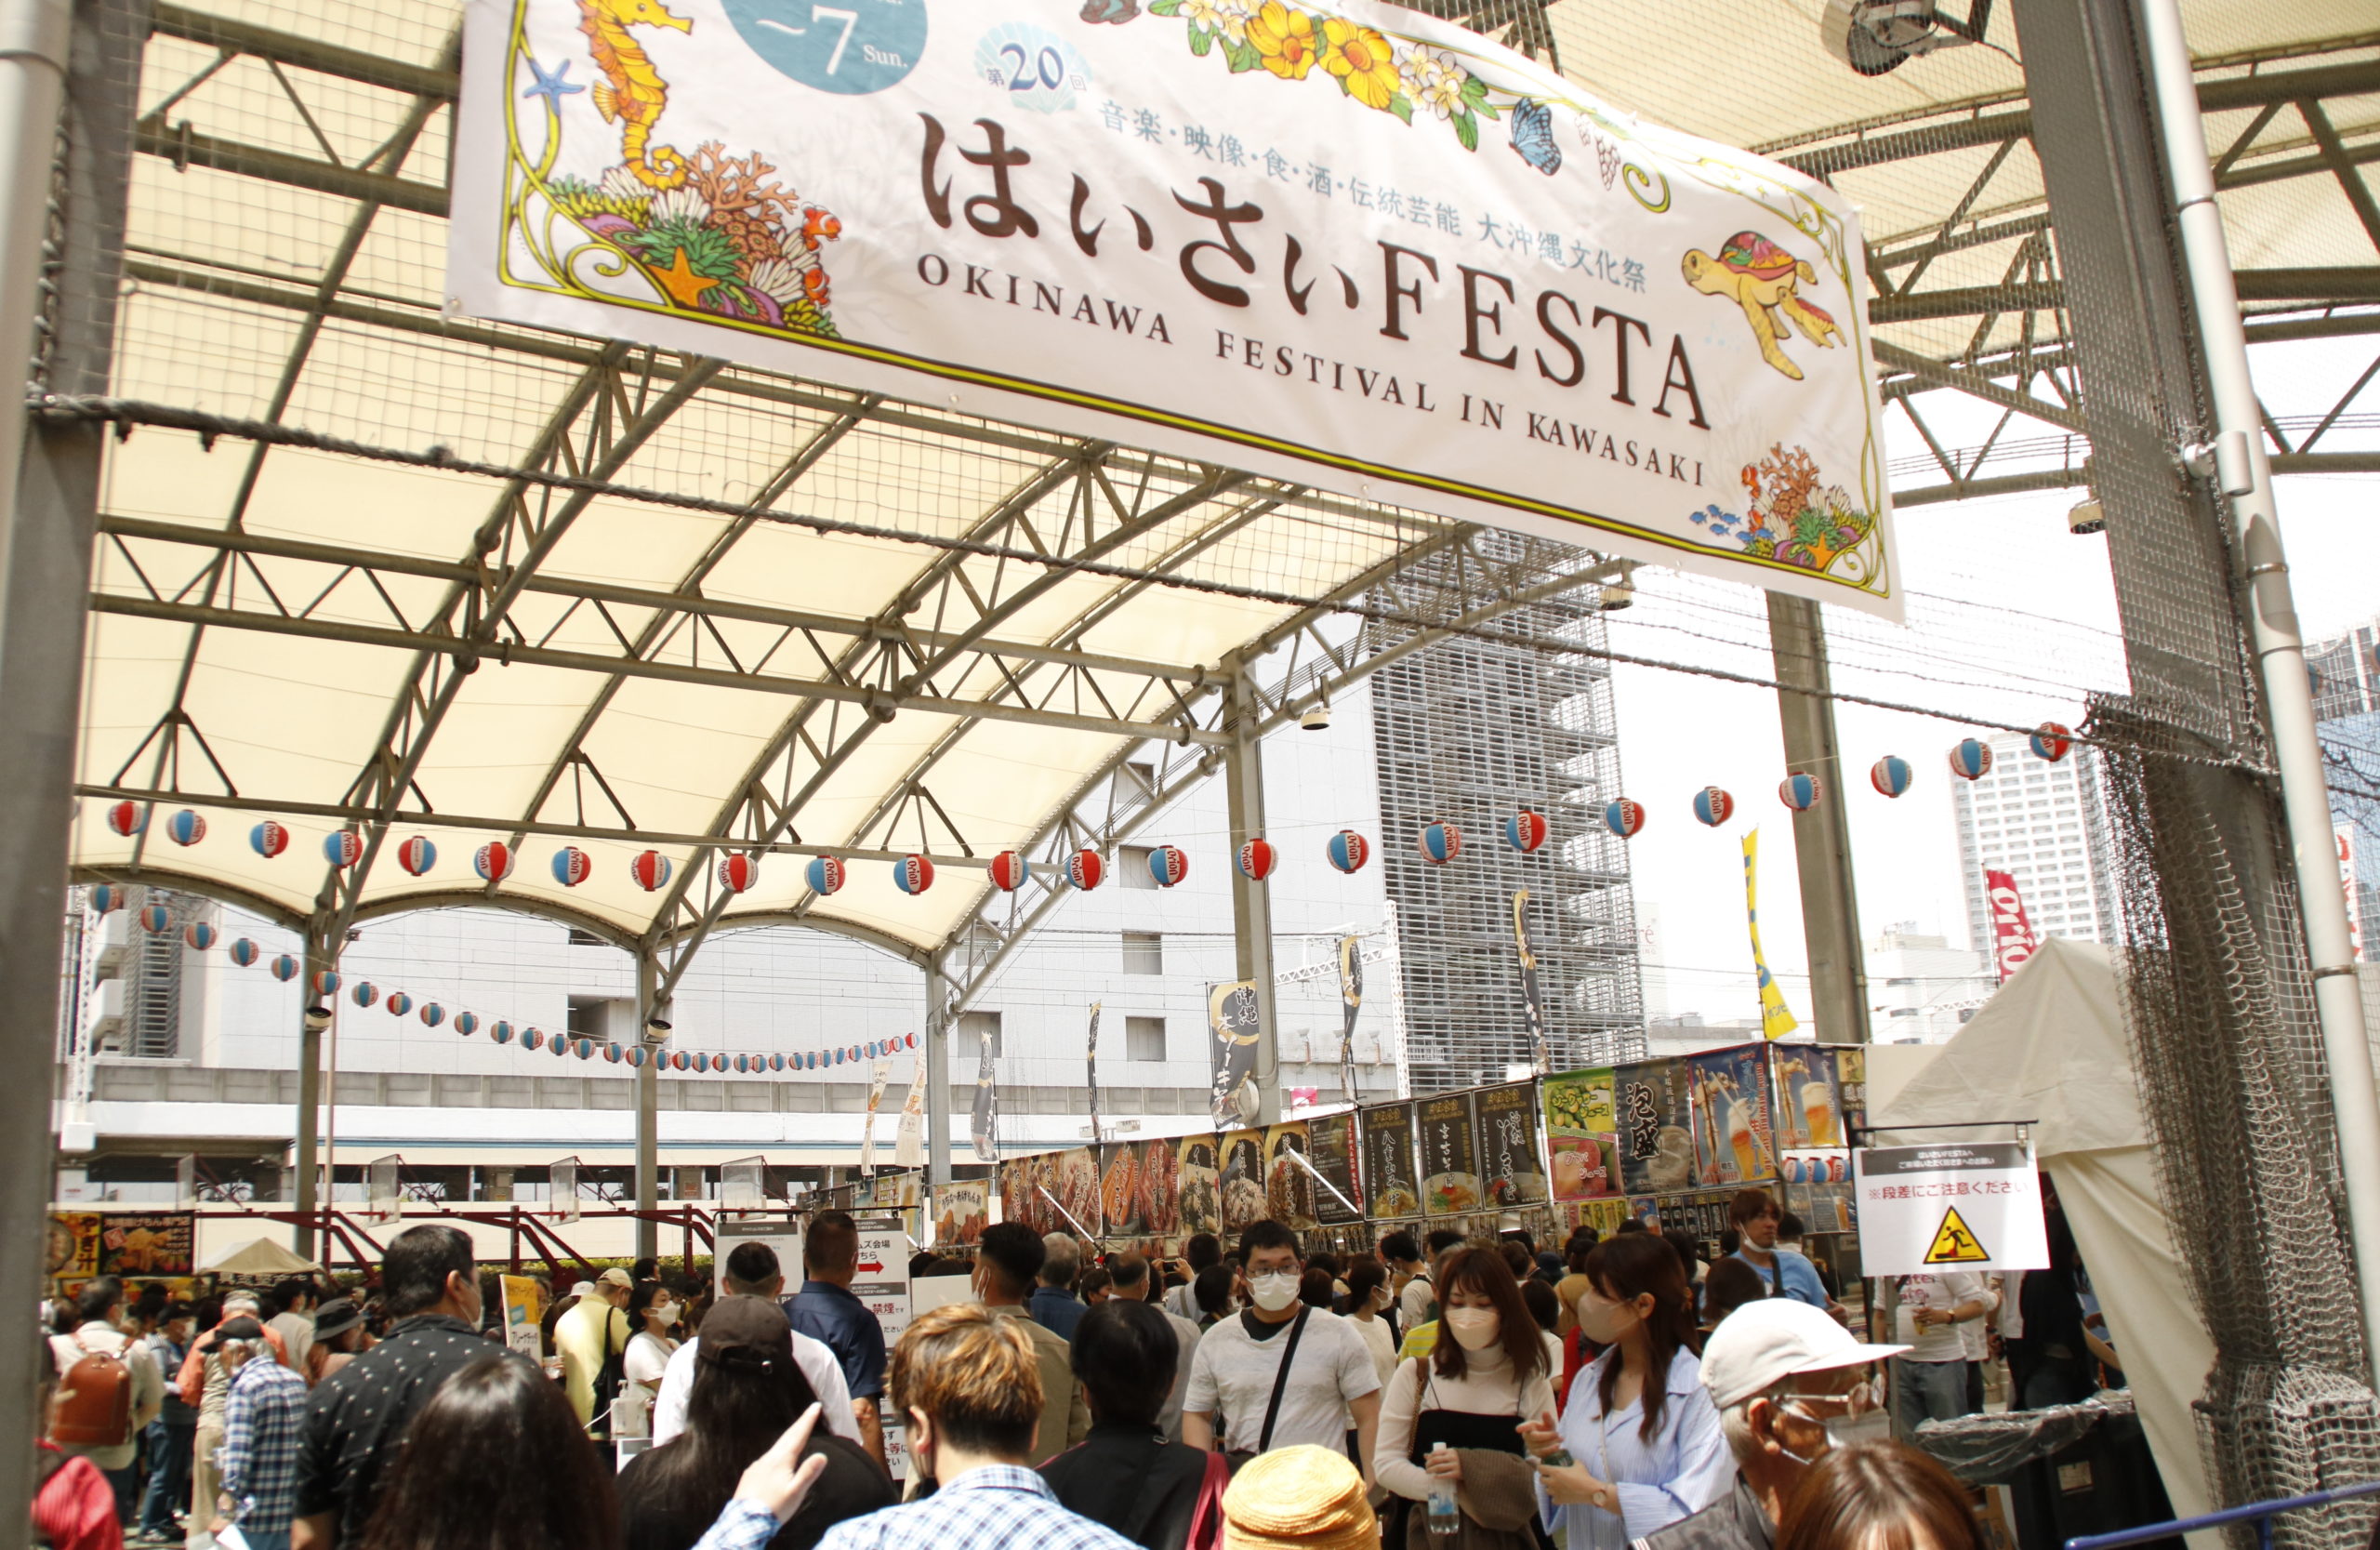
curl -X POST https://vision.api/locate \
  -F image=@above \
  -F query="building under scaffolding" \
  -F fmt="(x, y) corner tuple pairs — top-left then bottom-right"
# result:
(1368, 536), (1646, 1092)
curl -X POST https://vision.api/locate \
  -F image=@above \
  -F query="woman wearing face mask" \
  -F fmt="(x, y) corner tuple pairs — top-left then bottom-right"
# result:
(1343, 1262), (1399, 1392)
(623, 1279), (683, 1437)
(1518, 1235), (1728, 1550)
(1373, 1248), (1555, 1548)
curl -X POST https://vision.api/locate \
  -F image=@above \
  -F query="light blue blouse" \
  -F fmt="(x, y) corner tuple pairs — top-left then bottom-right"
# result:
(1540, 1346), (1731, 1550)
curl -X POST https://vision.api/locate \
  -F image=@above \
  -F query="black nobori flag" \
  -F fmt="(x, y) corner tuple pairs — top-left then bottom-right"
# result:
(1207, 980), (1261, 1128)
(1514, 889), (1549, 1074)
(970, 1025), (999, 1164)
(1337, 934), (1364, 1106)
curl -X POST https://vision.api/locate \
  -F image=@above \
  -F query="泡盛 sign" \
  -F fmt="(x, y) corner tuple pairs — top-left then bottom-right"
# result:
(1852, 1141), (2048, 1277)
(451, 0), (1897, 616)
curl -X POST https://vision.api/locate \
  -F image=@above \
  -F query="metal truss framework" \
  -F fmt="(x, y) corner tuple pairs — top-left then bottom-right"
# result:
(66, 5), (2380, 1006)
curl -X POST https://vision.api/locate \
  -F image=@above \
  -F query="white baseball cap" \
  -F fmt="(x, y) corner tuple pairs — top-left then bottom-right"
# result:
(1700, 1298), (1909, 1409)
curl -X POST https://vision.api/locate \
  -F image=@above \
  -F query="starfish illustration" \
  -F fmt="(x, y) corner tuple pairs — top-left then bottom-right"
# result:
(520, 55), (583, 110)
(647, 247), (715, 308)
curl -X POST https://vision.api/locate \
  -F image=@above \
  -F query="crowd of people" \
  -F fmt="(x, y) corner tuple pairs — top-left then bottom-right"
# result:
(33, 1187), (2108, 1550)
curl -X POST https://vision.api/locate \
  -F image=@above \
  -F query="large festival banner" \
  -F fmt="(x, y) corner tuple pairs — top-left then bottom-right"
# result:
(453, 0), (1897, 616)
(1983, 868), (2040, 984)
(1264, 1120), (1319, 1231)
(1177, 1133), (1224, 1239)
(1418, 1092), (1481, 1216)
(1615, 1059), (1695, 1193)
(1542, 1067), (1620, 1202)
(1685, 1045), (1776, 1186)
(1474, 1080), (1548, 1206)
(1307, 1108), (1365, 1225)
(1359, 1102), (1421, 1218)
(1219, 1126), (1268, 1233)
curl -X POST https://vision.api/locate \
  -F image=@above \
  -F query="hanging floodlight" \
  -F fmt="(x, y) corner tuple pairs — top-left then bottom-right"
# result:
(1820, 0), (1996, 75)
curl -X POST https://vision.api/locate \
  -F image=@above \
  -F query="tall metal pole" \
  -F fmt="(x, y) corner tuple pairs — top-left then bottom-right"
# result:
(634, 951), (660, 1262)
(924, 961), (952, 1189)
(1223, 664), (1281, 1122)
(1, 7), (136, 1533)
(1765, 593), (1871, 1043)
(293, 932), (330, 1261)
(2137, 0), (2380, 1371)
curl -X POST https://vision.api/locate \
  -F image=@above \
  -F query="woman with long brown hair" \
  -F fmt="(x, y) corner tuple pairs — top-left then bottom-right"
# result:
(1777, 1441), (1983, 1550)
(1519, 1234), (1728, 1550)
(1372, 1247), (1556, 1547)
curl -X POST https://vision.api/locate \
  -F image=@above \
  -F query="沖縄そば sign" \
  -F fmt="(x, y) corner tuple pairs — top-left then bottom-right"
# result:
(451, 0), (1897, 616)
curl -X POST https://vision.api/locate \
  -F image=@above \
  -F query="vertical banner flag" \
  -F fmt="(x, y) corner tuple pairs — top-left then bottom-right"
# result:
(894, 1053), (928, 1168)
(1984, 868), (2040, 983)
(451, 0), (1897, 618)
(1742, 830), (1799, 1040)
(970, 1025), (1000, 1163)
(500, 1276), (545, 1361)
(1085, 1000), (1104, 1144)
(1208, 980), (1263, 1127)
(860, 1061), (891, 1174)
(1514, 889), (1549, 1072)
(1336, 934), (1363, 1106)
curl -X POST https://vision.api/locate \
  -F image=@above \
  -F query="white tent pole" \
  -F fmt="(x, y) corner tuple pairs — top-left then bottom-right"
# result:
(2135, 0), (2380, 1378)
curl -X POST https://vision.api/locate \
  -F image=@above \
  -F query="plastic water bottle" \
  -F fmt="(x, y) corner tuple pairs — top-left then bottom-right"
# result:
(1427, 1442), (1460, 1539)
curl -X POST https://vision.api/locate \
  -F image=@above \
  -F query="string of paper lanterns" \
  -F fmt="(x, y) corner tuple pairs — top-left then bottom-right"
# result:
(82, 884), (920, 1075)
(90, 722), (2077, 909)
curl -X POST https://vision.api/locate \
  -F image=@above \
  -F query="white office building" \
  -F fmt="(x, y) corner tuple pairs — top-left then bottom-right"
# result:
(1950, 730), (2121, 957)
(1865, 924), (1995, 1044)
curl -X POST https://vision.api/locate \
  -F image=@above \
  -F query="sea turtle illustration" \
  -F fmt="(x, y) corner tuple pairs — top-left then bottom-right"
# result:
(1681, 232), (1843, 380)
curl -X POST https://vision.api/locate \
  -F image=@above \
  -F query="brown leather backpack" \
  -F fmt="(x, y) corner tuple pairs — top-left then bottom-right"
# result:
(51, 1333), (133, 1449)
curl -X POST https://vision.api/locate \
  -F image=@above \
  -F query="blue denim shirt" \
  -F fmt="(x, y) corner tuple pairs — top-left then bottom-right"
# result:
(1026, 1286), (1085, 1344)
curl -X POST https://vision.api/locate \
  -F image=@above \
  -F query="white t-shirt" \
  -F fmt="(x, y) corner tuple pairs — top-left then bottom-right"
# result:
(1896, 1273), (1988, 1364)
(1961, 1282), (1999, 1362)
(1397, 1275), (1435, 1330)
(626, 1331), (678, 1389)
(1184, 1307), (1382, 1454)
(652, 1329), (858, 1445)
(1349, 1313), (1398, 1394)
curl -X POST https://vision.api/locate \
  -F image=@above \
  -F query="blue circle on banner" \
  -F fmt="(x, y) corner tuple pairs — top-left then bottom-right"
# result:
(972, 25), (1088, 113)
(724, 0), (926, 96)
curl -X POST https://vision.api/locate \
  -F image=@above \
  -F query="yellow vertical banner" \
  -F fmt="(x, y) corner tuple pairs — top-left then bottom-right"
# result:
(1743, 829), (1802, 1040)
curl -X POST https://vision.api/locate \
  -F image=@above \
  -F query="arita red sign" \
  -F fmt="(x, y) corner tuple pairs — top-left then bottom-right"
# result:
(1985, 869), (2039, 983)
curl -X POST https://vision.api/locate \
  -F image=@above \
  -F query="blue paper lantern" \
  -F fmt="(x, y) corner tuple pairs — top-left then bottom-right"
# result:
(1692, 787), (1735, 828)
(1948, 737), (1994, 780)
(1325, 830), (1368, 874)
(1778, 772), (1822, 812)
(1417, 820), (1463, 865)
(386, 991), (413, 1017)
(350, 981), (378, 1008)
(183, 921), (218, 951)
(323, 829), (363, 868)
(228, 937), (259, 968)
(2030, 722), (2072, 762)
(1869, 756), (1913, 798)
(1147, 844), (1190, 887)
(312, 969), (340, 997)
(454, 1010), (480, 1037)
(524, 1027), (545, 1052)
(88, 884), (120, 915)
(1507, 809), (1550, 852)
(396, 835), (437, 876)
(492, 1020), (514, 1044)
(807, 855), (846, 896)
(249, 821), (289, 859)
(1603, 799), (1646, 838)
(165, 810), (206, 847)
(270, 954), (299, 982)
(550, 847), (592, 887)
(139, 903), (172, 934)
(419, 1002), (444, 1027)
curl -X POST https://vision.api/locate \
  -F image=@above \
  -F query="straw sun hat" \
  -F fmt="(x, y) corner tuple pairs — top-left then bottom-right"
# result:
(1223, 1445), (1379, 1550)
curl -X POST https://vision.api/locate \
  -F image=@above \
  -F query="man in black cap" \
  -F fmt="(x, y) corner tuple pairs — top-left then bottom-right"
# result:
(617, 1296), (893, 1547)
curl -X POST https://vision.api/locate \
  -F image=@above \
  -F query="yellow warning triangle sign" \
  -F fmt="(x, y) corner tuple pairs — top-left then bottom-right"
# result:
(1924, 1205), (1990, 1265)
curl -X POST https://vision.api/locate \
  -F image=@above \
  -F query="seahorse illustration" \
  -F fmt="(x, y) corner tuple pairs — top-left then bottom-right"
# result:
(577, 0), (693, 190)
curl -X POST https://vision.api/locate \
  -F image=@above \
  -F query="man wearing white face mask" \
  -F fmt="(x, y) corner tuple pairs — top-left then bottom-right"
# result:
(1634, 1300), (1908, 1550)
(1182, 1221), (1382, 1477)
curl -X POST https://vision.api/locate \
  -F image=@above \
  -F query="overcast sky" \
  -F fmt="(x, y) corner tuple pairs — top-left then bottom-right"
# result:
(1607, 335), (2380, 1027)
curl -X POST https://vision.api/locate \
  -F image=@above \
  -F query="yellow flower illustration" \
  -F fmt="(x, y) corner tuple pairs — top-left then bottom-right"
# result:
(1321, 18), (1401, 110)
(1248, 2), (1318, 80)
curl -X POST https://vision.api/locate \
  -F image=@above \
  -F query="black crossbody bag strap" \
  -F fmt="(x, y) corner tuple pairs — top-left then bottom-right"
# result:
(1256, 1307), (1312, 1454)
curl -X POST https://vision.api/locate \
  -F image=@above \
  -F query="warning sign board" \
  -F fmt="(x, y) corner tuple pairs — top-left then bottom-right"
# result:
(1924, 1206), (1990, 1264)
(1852, 1141), (2047, 1276)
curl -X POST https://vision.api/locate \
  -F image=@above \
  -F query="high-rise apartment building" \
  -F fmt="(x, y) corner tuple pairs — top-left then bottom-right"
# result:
(1950, 730), (2121, 956)
(2307, 616), (2380, 954)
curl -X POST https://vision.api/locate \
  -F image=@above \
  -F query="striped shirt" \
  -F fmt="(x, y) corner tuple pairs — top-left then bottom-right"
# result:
(813, 1464), (1141, 1550)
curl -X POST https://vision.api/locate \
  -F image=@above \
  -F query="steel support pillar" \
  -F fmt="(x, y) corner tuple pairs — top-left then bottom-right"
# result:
(293, 932), (332, 1260)
(924, 962), (952, 1189)
(634, 952), (661, 1261)
(1765, 593), (1871, 1043)
(0, 5), (133, 1529)
(1223, 666), (1282, 1122)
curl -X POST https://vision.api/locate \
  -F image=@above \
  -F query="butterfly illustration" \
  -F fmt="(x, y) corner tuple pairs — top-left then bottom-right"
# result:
(1509, 99), (1561, 176)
